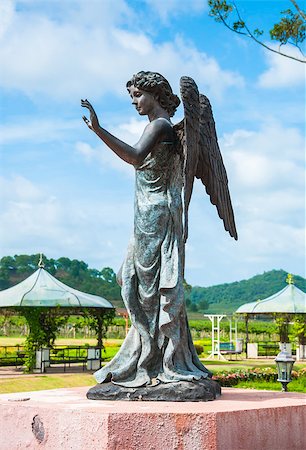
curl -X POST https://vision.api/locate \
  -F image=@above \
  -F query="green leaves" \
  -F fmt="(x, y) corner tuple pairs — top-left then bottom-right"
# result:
(208, 0), (233, 22)
(21, 307), (69, 372)
(208, 0), (306, 63)
(232, 20), (245, 31)
(292, 315), (306, 345)
(270, 8), (306, 46)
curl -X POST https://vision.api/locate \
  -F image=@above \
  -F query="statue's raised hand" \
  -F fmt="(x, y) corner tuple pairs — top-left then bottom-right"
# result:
(81, 99), (99, 132)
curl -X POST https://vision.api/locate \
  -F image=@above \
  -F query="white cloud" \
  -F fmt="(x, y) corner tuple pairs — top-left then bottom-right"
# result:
(182, 121), (305, 285)
(0, 0), (14, 39)
(75, 142), (96, 161)
(0, 175), (133, 271)
(0, 119), (79, 145)
(185, 185), (305, 285)
(116, 118), (148, 141)
(0, 175), (45, 203)
(223, 122), (305, 190)
(0, 1), (243, 101)
(75, 117), (147, 176)
(75, 141), (134, 177)
(258, 44), (305, 88)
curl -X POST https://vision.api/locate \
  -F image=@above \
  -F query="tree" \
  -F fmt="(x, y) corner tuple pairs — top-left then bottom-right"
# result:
(189, 302), (199, 312)
(198, 299), (209, 311)
(208, 0), (306, 63)
(275, 315), (291, 343)
(83, 309), (116, 349)
(100, 267), (117, 284)
(292, 314), (306, 345)
(21, 307), (69, 372)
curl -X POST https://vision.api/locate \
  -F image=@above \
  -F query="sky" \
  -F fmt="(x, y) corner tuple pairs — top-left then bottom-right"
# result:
(0, 0), (305, 287)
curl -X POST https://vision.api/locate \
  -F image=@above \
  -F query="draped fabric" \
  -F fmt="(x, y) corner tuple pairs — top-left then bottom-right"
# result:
(94, 141), (210, 387)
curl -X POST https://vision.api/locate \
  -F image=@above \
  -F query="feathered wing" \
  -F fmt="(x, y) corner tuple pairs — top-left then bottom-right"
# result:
(174, 76), (238, 242)
(197, 93), (238, 240)
(174, 76), (200, 242)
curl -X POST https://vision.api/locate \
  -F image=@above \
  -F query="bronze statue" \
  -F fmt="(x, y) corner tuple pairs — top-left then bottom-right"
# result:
(81, 72), (237, 401)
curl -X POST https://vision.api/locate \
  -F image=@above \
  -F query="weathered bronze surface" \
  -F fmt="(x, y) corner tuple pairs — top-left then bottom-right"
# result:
(87, 379), (221, 402)
(81, 72), (237, 399)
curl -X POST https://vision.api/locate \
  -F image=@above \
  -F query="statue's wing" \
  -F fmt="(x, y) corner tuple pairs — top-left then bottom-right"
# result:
(175, 76), (238, 242)
(174, 76), (200, 242)
(197, 93), (238, 240)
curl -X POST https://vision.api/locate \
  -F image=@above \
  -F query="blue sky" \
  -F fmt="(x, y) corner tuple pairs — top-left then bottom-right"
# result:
(0, 0), (305, 286)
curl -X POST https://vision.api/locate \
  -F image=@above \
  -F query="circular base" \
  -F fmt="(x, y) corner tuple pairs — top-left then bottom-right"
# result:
(87, 379), (221, 402)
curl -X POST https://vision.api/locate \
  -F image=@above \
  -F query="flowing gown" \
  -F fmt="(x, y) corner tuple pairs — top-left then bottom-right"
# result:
(94, 137), (211, 387)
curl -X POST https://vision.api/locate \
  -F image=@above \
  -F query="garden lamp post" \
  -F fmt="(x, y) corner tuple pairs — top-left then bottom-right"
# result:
(275, 349), (295, 392)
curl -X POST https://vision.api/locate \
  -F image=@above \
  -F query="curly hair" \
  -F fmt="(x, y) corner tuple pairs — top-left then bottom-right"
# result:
(126, 71), (180, 117)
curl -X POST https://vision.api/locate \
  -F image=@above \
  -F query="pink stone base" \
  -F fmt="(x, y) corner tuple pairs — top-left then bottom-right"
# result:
(0, 387), (305, 450)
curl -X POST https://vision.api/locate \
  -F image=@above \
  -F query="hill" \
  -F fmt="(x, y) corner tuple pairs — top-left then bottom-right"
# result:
(0, 255), (304, 314)
(189, 269), (306, 314)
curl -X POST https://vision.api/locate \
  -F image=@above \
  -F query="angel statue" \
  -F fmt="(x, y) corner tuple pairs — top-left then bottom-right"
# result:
(81, 71), (237, 401)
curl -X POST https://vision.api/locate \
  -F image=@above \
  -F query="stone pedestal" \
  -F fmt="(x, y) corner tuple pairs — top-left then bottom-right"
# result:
(0, 387), (305, 450)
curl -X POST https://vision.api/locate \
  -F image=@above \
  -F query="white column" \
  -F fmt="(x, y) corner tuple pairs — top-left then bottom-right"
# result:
(205, 315), (226, 360)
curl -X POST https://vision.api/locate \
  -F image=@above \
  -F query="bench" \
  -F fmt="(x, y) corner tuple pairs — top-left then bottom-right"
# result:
(0, 356), (25, 368)
(46, 356), (87, 372)
(259, 343), (280, 358)
(219, 342), (242, 360)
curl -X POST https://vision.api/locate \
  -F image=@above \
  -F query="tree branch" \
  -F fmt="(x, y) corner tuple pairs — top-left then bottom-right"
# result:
(212, 1), (306, 63)
(290, 0), (306, 21)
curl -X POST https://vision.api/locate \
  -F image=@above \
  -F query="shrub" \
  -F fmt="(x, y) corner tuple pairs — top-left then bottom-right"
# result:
(194, 344), (204, 355)
(212, 367), (306, 387)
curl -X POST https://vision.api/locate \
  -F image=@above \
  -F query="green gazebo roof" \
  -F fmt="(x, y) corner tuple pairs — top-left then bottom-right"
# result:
(236, 283), (306, 314)
(0, 268), (114, 309)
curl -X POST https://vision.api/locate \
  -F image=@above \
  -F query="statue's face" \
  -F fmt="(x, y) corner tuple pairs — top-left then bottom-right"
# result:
(128, 85), (159, 116)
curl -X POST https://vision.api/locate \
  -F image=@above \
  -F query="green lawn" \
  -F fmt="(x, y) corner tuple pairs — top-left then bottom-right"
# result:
(0, 337), (117, 346)
(234, 378), (306, 393)
(1, 370), (304, 395)
(0, 374), (95, 394)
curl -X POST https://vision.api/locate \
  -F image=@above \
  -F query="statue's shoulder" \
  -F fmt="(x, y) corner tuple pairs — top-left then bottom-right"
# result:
(145, 118), (174, 143)
(146, 117), (172, 132)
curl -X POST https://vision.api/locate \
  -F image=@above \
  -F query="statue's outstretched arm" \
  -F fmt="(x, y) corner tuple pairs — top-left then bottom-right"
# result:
(81, 99), (172, 166)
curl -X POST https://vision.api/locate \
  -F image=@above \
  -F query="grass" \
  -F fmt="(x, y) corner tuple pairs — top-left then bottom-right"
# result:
(0, 337), (25, 346)
(0, 374), (95, 394)
(0, 337), (124, 347)
(1, 372), (305, 395)
(234, 378), (306, 393)
(0, 337), (96, 346)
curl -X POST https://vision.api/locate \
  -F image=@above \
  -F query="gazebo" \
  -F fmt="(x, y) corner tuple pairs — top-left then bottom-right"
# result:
(0, 259), (115, 370)
(0, 266), (113, 310)
(236, 274), (306, 358)
(236, 280), (306, 315)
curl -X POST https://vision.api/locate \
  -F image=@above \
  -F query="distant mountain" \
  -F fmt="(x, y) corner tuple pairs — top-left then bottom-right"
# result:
(0, 256), (304, 314)
(189, 269), (306, 314)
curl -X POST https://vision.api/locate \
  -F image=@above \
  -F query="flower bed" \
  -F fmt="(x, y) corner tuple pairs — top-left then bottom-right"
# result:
(212, 367), (305, 387)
